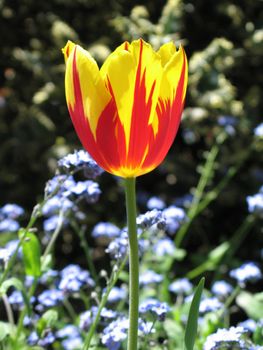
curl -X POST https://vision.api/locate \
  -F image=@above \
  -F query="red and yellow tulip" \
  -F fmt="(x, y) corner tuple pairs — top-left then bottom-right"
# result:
(63, 39), (187, 178)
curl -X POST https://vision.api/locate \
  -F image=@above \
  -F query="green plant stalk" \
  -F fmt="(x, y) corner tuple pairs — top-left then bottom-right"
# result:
(212, 214), (255, 282)
(187, 215), (255, 280)
(125, 177), (139, 350)
(0, 215), (37, 287)
(82, 255), (128, 349)
(42, 209), (64, 259)
(175, 143), (219, 248)
(13, 277), (38, 349)
(0, 181), (63, 287)
(2, 293), (15, 330)
(71, 220), (98, 282)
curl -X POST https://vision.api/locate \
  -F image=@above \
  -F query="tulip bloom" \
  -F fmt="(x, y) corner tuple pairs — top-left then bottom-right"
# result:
(63, 39), (187, 178)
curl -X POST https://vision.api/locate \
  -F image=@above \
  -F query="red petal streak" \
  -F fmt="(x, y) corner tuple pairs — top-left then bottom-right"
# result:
(127, 39), (157, 170)
(96, 98), (126, 170)
(142, 54), (186, 170)
(68, 48), (117, 173)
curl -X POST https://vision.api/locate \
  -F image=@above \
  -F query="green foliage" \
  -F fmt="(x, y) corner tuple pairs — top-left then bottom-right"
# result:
(236, 292), (263, 321)
(19, 230), (41, 277)
(36, 310), (58, 336)
(184, 277), (205, 350)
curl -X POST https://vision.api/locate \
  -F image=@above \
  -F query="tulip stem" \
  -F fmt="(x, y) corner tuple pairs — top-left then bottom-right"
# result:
(125, 177), (139, 350)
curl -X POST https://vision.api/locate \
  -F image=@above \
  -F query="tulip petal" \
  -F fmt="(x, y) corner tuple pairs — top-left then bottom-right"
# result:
(100, 39), (163, 158)
(142, 49), (187, 171)
(64, 42), (111, 137)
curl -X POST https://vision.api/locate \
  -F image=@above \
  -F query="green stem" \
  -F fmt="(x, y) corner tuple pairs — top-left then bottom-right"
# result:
(0, 180), (63, 287)
(2, 294), (15, 331)
(13, 277), (38, 349)
(175, 143), (220, 248)
(125, 177), (139, 350)
(71, 220), (98, 282)
(42, 209), (64, 260)
(0, 215), (38, 287)
(82, 255), (128, 349)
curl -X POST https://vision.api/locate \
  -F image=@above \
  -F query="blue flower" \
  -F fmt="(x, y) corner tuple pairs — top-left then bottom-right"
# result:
(43, 215), (68, 233)
(139, 270), (163, 285)
(46, 174), (75, 195)
(230, 262), (262, 284)
(59, 264), (95, 293)
(37, 289), (64, 309)
(0, 218), (20, 232)
(62, 336), (83, 350)
(153, 237), (175, 256)
(79, 306), (98, 330)
(69, 180), (101, 203)
(28, 331), (56, 347)
(101, 318), (129, 350)
(42, 196), (74, 216)
(101, 308), (118, 319)
(56, 325), (80, 339)
(106, 232), (129, 260)
(58, 150), (104, 179)
(163, 206), (186, 234)
(203, 327), (247, 350)
(0, 239), (20, 263)
(238, 319), (257, 333)
(169, 278), (193, 295)
(254, 123), (263, 138)
(139, 298), (170, 321)
(138, 320), (156, 335)
(107, 287), (127, 303)
(199, 297), (223, 314)
(146, 197), (165, 210)
(0, 204), (24, 220)
(40, 269), (59, 284)
(212, 280), (233, 297)
(136, 209), (166, 230)
(8, 291), (24, 310)
(38, 332), (56, 347)
(27, 331), (39, 345)
(174, 194), (193, 208)
(247, 191), (263, 217)
(106, 229), (146, 260)
(92, 222), (121, 239)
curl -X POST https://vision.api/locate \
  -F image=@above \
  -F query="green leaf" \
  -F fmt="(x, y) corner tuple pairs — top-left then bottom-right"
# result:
(0, 277), (23, 295)
(0, 277), (32, 316)
(208, 242), (229, 265)
(41, 254), (52, 273)
(0, 321), (14, 341)
(236, 292), (263, 320)
(21, 231), (41, 277)
(184, 277), (205, 350)
(36, 310), (58, 336)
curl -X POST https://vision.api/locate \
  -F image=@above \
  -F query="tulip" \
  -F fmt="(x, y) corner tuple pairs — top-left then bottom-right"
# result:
(63, 38), (187, 350)
(63, 38), (187, 178)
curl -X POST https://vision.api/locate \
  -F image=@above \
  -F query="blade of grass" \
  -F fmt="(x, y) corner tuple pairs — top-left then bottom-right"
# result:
(184, 277), (205, 350)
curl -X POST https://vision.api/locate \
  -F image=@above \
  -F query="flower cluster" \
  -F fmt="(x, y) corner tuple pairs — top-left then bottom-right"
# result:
(0, 203), (24, 232)
(58, 149), (104, 179)
(42, 173), (101, 232)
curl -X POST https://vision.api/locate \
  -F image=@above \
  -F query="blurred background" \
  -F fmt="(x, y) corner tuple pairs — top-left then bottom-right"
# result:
(0, 0), (262, 264)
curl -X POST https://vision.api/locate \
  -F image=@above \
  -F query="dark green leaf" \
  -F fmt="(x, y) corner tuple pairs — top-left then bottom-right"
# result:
(184, 277), (205, 350)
